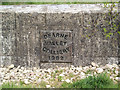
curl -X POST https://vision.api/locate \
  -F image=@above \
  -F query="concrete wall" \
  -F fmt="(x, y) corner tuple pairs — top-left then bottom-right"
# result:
(0, 4), (119, 68)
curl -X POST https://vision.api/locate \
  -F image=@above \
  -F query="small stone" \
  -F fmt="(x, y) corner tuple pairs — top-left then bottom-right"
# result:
(31, 77), (35, 81)
(115, 70), (118, 75)
(87, 74), (93, 77)
(0, 83), (2, 87)
(18, 69), (23, 72)
(70, 65), (75, 68)
(59, 74), (64, 77)
(83, 66), (89, 70)
(2, 80), (6, 83)
(112, 64), (118, 68)
(110, 76), (114, 80)
(96, 68), (103, 73)
(65, 79), (71, 83)
(76, 66), (82, 71)
(46, 85), (51, 88)
(107, 72), (110, 74)
(21, 67), (24, 70)
(24, 79), (30, 84)
(8, 64), (14, 69)
(47, 69), (51, 73)
(33, 67), (37, 71)
(14, 66), (20, 72)
(110, 74), (115, 77)
(44, 69), (51, 73)
(70, 78), (74, 81)
(16, 66), (20, 70)
(74, 72), (79, 75)
(105, 64), (113, 69)
(90, 67), (96, 70)
(94, 72), (97, 75)
(23, 70), (28, 74)
(80, 72), (85, 76)
(69, 70), (74, 73)
(4, 76), (9, 80)
(36, 78), (41, 84)
(91, 62), (98, 67)
(115, 77), (120, 81)
(10, 72), (15, 77)
(1, 65), (3, 68)
(19, 73), (23, 77)
(80, 76), (86, 79)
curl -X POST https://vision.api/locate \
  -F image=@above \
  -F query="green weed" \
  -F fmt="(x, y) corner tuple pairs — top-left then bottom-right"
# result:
(58, 76), (63, 81)
(61, 73), (118, 88)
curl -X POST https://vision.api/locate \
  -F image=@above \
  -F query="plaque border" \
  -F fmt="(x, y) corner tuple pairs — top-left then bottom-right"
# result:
(40, 30), (74, 63)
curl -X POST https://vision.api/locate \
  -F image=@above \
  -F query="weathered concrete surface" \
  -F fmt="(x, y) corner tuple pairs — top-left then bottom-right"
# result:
(0, 2), (1, 67)
(0, 4), (119, 13)
(0, 4), (119, 68)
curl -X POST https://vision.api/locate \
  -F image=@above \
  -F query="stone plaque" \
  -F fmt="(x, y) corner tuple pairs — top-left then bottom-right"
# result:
(40, 30), (73, 63)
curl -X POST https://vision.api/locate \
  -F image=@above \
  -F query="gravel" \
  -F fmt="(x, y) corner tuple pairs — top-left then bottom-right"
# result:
(0, 62), (119, 87)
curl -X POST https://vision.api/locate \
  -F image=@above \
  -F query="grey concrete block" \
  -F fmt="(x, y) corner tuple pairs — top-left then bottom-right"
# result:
(0, 5), (119, 67)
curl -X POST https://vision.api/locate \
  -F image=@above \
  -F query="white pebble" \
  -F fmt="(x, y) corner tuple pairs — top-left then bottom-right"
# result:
(91, 62), (98, 67)
(59, 74), (64, 77)
(46, 85), (51, 88)
(8, 64), (14, 69)
(115, 77), (120, 81)
(96, 68), (103, 73)
(24, 79), (30, 84)
(105, 64), (113, 69)
(65, 79), (71, 83)
(80, 72), (85, 76)
(115, 70), (118, 75)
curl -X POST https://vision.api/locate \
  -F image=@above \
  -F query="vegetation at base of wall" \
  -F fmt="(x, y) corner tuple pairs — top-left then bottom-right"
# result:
(1, 2), (119, 5)
(1, 80), (47, 88)
(61, 73), (118, 88)
(1, 81), (33, 88)
(1, 73), (119, 88)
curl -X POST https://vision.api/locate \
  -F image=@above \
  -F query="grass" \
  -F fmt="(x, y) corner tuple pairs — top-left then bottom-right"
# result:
(58, 76), (63, 81)
(2, 81), (33, 88)
(1, 80), (48, 88)
(61, 73), (118, 88)
(85, 69), (93, 74)
(39, 80), (48, 88)
(1, 2), (118, 5)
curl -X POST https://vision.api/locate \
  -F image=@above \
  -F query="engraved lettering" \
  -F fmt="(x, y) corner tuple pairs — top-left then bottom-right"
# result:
(41, 30), (72, 62)
(43, 40), (67, 46)
(42, 47), (70, 55)
(43, 32), (69, 39)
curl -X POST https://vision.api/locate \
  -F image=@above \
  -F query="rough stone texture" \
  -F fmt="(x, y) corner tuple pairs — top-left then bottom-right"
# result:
(0, 11), (2, 66)
(0, 4), (119, 68)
